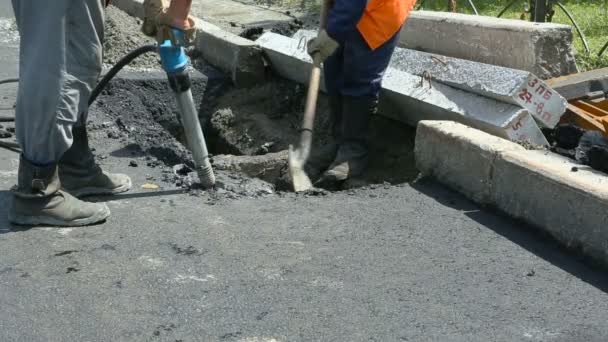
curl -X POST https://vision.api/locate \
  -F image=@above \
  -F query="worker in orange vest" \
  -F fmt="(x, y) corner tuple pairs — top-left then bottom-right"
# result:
(307, 0), (416, 188)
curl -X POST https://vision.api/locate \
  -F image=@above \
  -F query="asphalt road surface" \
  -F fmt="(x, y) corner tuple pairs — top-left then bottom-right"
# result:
(1, 2), (607, 341)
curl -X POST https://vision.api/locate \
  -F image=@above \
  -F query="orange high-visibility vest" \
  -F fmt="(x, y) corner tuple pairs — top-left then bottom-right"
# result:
(356, 0), (416, 50)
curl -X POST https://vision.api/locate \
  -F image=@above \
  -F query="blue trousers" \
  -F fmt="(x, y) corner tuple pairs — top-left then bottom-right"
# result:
(323, 29), (400, 99)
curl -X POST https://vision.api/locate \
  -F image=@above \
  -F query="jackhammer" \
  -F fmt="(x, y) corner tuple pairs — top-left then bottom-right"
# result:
(2, 30), (216, 189)
(158, 29), (215, 188)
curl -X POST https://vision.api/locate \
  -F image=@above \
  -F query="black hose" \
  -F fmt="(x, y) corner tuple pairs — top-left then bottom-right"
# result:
(89, 44), (157, 106)
(0, 140), (20, 153)
(0, 44), (158, 152)
(0, 78), (18, 85)
(555, 2), (590, 54)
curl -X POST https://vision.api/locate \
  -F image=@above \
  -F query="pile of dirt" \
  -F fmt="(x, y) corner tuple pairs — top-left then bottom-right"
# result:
(203, 78), (332, 156)
(103, 5), (160, 69)
(203, 77), (418, 188)
(91, 70), (281, 199)
(92, 60), (418, 193)
(92, 69), (215, 166)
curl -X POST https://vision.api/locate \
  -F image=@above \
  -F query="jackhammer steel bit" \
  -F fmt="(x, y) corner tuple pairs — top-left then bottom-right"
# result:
(159, 29), (215, 189)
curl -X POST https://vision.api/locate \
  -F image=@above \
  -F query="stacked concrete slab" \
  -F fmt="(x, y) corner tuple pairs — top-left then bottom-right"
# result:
(293, 30), (568, 129)
(389, 48), (568, 128)
(258, 32), (548, 146)
(400, 11), (578, 79)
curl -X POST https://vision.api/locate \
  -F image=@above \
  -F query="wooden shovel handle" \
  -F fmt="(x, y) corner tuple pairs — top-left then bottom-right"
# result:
(297, 0), (332, 156)
(319, 0), (331, 29)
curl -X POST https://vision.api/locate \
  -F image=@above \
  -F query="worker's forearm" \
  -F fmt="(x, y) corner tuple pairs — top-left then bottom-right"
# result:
(167, 0), (193, 29)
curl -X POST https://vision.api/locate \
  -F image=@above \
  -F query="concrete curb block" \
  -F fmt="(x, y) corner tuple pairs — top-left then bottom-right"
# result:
(415, 121), (526, 204)
(401, 11), (578, 79)
(388, 48), (568, 128)
(293, 29), (567, 129)
(255, 32), (326, 91)
(257, 31), (549, 146)
(416, 120), (608, 267)
(111, 0), (264, 87)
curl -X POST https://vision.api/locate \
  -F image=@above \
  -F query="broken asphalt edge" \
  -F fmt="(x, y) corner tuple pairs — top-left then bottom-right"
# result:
(112, 0), (265, 87)
(415, 120), (608, 269)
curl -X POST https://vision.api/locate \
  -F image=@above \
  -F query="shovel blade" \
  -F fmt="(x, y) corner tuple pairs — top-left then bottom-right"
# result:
(288, 145), (313, 192)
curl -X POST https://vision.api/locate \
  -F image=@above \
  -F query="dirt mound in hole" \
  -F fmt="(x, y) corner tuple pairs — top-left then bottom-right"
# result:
(93, 66), (417, 192)
(204, 78), (418, 188)
(204, 79), (332, 156)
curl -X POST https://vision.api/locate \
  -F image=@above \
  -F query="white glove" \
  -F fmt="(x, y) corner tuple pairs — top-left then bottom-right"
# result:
(142, 0), (196, 45)
(307, 30), (339, 65)
(142, 0), (170, 37)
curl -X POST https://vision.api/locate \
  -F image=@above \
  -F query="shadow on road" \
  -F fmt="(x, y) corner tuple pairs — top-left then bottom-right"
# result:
(109, 143), (146, 158)
(0, 188), (186, 235)
(0, 190), (20, 235)
(412, 178), (608, 294)
(99, 188), (187, 202)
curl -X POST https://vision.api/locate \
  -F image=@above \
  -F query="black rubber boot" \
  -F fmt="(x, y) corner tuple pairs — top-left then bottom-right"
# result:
(305, 95), (343, 178)
(9, 156), (111, 227)
(59, 126), (131, 197)
(316, 96), (377, 188)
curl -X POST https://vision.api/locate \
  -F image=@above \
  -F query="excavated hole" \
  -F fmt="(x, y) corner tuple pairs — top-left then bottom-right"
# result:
(94, 66), (418, 193)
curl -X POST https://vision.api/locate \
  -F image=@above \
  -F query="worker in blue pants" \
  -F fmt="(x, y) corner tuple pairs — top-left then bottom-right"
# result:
(307, 0), (416, 187)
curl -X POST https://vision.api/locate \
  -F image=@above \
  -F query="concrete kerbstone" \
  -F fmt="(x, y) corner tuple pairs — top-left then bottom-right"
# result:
(415, 121), (525, 204)
(294, 29), (567, 129)
(416, 120), (608, 267)
(389, 48), (567, 128)
(259, 31), (549, 146)
(493, 150), (608, 264)
(191, 18), (265, 87)
(400, 11), (578, 79)
(112, 0), (264, 87)
(256, 31), (326, 91)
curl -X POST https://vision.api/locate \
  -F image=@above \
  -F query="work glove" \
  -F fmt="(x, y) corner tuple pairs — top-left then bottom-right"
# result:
(142, 0), (197, 46)
(307, 30), (339, 65)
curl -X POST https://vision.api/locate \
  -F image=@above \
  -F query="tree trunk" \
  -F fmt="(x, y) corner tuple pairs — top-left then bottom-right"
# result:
(448, 0), (457, 12)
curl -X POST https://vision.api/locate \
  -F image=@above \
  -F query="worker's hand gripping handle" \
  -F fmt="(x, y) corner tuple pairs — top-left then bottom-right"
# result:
(159, 28), (189, 76)
(159, 28), (216, 189)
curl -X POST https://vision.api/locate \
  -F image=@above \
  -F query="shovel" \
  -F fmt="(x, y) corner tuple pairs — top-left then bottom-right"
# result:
(289, 0), (331, 192)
